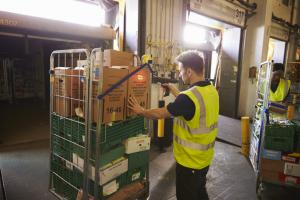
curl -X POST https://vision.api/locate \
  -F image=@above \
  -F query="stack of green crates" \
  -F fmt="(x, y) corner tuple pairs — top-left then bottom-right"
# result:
(264, 122), (294, 152)
(50, 113), (148, 198)
(291, 120), (300, 152)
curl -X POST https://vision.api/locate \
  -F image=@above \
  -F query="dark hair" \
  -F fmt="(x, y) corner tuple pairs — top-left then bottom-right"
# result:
(175, 50), (205, 74)
(273, 63), (284, 72)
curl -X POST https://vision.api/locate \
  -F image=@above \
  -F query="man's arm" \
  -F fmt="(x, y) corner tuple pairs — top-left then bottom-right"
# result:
(128, 96), (172, 119)
(162, 83), (180, 97)
(139, 107), (171, 119)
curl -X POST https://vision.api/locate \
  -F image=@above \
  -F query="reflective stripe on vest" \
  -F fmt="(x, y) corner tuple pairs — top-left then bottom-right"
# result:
(175, 87), (218, 134)
(174, 134), (215, 151)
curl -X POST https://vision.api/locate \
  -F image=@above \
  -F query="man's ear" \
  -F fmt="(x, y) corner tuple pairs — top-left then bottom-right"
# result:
(187, 68), (192, 77)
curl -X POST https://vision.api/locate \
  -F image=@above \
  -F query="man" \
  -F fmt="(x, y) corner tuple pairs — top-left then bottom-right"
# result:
(269, 63), (290, 103)
(128, 50), (219, 200)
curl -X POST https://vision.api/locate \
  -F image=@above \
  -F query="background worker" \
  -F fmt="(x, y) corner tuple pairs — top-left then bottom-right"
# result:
(268, 63), (291, 115)
(269, 63), (291, 103)
(128, 50), (219, 200)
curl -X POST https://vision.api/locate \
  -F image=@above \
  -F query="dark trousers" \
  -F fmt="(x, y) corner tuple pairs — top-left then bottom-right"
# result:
(176, 163), (209, 200)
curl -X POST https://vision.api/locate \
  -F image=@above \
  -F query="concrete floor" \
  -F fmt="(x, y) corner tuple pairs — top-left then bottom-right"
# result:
(0, 109), (297, 200)
(1, 139), (257, 200)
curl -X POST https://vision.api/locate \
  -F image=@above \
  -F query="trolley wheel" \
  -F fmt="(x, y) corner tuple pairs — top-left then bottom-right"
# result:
(256, 173), (263, 200)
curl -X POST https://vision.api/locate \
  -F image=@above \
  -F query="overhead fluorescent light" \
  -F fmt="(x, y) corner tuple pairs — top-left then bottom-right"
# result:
(0, 0), (105, 27)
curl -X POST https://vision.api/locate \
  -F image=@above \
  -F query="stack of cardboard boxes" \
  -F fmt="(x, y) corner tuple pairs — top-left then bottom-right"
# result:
(53, 49), (150, 123)
(261, 122), (300, 185)
(262, 150), (300, 185)
(84, 49), (150, 124)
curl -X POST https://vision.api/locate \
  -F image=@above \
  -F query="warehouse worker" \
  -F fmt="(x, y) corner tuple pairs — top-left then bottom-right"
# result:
(128, 50), (219, 200)
(269, 63), (290, 103)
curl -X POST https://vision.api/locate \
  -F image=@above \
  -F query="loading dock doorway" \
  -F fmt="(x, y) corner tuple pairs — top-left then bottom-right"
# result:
(184, 11), (244, 118)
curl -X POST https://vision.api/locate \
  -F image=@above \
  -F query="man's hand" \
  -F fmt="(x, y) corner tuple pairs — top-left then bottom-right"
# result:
(161, 83), (180, 97)
(128, 96), (145, 115)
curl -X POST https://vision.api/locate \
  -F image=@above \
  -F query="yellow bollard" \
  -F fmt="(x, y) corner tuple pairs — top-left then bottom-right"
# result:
(241, 116), (250, 156)
(157, 119), (165, 138)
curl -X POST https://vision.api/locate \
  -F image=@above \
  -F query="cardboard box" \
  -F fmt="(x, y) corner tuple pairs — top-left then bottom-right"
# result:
(261, 159), (285, 172)
(279, 172), (300, 185)
(124, 135), (151, 154)
(103, 49), (133, 67)
(284, 163), (300, 177)
(89, 157), (128, 186)
(282, 155), (300, 163)
(84, 67), (128, 123)
(127, 67), (150, 117)
(261, 169), (280, 183)
(54, 68), (84, 99)
(53, 96), (80, 117)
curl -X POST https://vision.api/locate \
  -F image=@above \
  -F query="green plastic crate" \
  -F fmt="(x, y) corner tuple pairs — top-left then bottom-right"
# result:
(90, 116), (146, 152)
(264, 123), (294, 152)
(60, 117), (85, 145)
(92, 116), (145, 143)
(51, 154), (84, 188)
(53, 115), (145, 150)
(51, 173), (78, 200)
(126, 165), (147, 185)
(90, 145), (125, 167)
(51, 114), (61, 135)
(127, 150), (149, 170)
(52, 134), (84, 161)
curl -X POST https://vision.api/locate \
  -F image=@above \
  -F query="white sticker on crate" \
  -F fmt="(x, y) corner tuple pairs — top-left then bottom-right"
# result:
(99, 158), (128, 185)
(89, 158), (128, 186)
(66, 161), (73, 171)
(78, 156), (84, 170)
(72, 153), (78, 165)
(124, 135), (150, 154)
(132, 172), (141, 181)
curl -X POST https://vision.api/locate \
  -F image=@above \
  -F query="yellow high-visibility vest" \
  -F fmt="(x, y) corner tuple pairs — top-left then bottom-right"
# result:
(269, 79), (291, 102)
(173, 85), (219, 169)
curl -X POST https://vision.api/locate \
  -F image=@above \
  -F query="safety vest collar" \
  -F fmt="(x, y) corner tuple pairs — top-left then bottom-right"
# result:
(174, 134), (215, 151)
